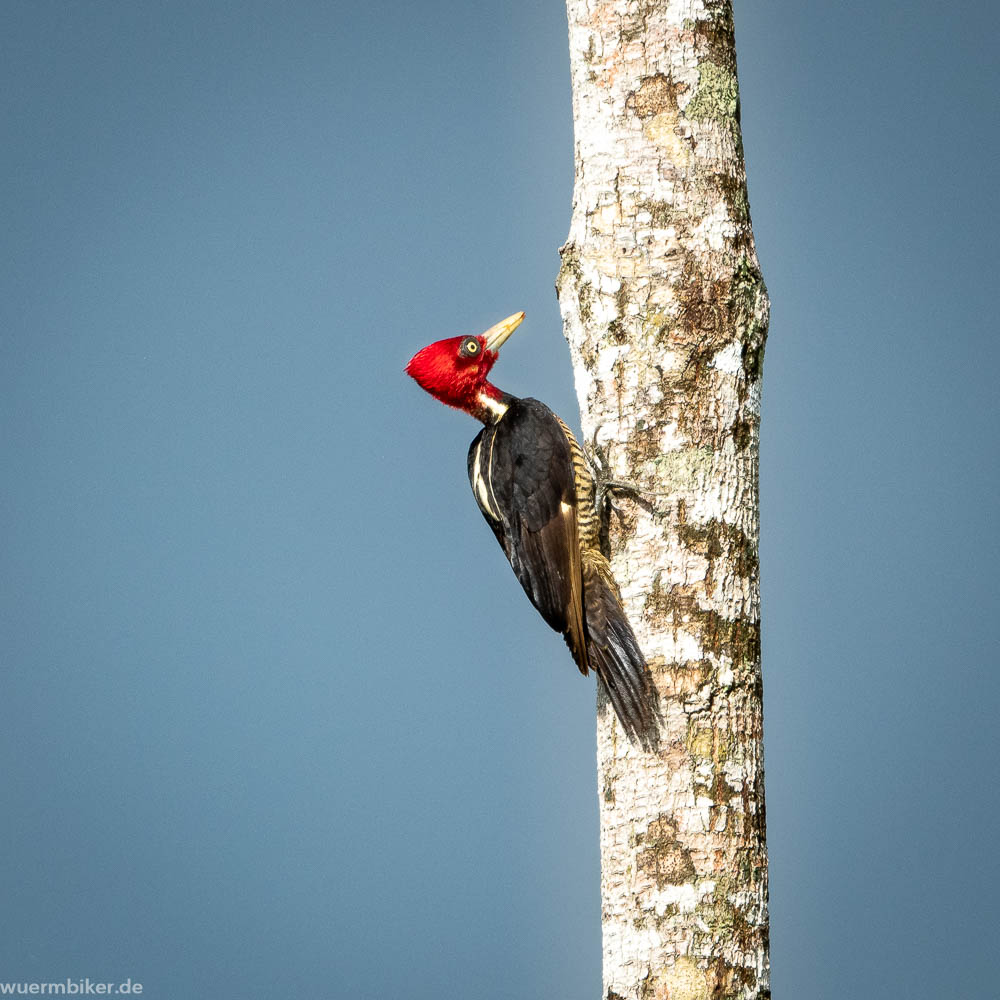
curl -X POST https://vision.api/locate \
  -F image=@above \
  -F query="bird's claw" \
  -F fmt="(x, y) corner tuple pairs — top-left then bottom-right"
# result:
(584, 425), (671, 521)
(584, 427), (642, 520)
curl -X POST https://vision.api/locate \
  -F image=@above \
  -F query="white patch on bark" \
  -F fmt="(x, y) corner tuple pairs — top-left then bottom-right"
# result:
(711, 342), (743, 376)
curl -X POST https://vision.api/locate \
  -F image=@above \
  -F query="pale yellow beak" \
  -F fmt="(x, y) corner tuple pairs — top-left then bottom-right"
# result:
(481, 311), (525, 353)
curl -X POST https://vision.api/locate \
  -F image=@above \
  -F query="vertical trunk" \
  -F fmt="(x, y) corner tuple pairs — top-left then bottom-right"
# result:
(556, 2), (770, 997)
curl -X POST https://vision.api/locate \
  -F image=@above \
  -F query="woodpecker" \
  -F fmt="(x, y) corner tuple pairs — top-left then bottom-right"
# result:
(406, 311), (657, 747)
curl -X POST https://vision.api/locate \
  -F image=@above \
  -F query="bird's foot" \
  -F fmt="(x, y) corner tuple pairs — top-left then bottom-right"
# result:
(583, 428), (670, 520)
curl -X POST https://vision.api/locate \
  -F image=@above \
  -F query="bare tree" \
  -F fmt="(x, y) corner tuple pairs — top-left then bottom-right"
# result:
(556, 2), (769, 997)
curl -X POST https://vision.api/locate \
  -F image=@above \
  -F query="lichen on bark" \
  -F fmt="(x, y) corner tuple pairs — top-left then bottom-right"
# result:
(558, 1), (770, 997)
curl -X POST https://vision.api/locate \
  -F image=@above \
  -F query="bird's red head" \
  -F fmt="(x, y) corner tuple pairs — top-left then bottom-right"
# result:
(405, 311), (525, 417)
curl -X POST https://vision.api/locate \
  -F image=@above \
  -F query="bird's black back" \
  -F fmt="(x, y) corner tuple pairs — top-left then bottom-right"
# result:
(466, 397), (584, 644)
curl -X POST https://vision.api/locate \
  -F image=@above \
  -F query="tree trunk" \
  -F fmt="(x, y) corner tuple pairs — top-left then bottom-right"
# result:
(556, 2), (770, 997)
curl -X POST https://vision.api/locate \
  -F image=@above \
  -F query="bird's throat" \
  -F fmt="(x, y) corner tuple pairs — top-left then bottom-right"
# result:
(471, 384), (511, 424)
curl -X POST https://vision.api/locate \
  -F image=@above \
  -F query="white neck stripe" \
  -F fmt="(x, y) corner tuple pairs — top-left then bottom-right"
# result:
(477, 391), (509, 419)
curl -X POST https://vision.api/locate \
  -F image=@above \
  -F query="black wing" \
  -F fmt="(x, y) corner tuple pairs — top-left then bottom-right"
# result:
(467, 398), (588, 672)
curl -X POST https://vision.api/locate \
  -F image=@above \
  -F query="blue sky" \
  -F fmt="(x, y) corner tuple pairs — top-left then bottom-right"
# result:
(2, 1), (998, 997)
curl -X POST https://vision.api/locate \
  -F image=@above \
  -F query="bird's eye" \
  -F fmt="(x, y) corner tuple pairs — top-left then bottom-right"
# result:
(462, 339), (480, 356)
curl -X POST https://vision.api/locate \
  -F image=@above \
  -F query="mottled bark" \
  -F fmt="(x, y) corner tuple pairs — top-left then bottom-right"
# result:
(556, 2), (769, 998)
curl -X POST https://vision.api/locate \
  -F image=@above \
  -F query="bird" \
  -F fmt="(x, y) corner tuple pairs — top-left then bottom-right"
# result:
(405, 311), (658, 748)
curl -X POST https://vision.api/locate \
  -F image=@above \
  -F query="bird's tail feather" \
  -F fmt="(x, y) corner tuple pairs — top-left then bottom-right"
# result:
(582, 555), (659, 750)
